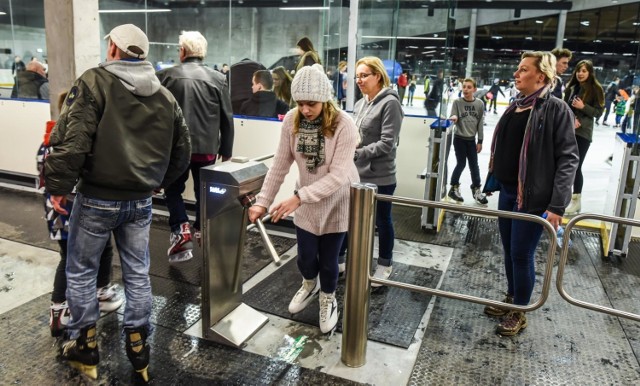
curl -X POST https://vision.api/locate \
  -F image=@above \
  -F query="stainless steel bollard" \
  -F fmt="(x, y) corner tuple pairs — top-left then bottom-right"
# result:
(341, 183), (377, 367)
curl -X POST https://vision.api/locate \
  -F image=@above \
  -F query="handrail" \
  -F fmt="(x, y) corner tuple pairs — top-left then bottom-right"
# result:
(556, 212), (640, 322)
(375, 193), (558, 313)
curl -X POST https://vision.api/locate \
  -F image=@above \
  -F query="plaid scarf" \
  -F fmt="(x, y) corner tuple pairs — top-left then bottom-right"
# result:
(296, 116), (325, 172)
(489, 85), (549, 209)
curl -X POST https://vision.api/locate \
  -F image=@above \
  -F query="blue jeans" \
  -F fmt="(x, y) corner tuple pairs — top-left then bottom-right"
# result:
(296, 227), (345, 294)
(497, 184), (544, 306)
(338, 183), (396, 267)
(164, 159), (216, 232)
(66, 193), (153, 338)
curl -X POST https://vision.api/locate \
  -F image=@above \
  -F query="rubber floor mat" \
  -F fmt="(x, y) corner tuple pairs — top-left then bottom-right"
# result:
(243, 258), (442, 348)
(148, 224), (297, 286)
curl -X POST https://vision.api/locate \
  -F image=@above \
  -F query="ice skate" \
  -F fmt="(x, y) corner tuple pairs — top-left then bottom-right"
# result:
(62, 324), (99, 380)
(125, 327), (150, 382)
(168, 222), (194, 263)
(50, 301), (70, 337)
(319, 291), (338, 335)
(97, 284), (124, 316)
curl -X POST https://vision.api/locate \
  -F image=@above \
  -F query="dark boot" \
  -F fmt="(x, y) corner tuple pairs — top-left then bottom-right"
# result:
(125, 327), (150, 382)
(62, 324), (99, 379)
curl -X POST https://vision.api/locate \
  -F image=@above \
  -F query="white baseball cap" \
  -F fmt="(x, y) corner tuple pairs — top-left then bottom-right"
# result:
(104, 24), (149, 59)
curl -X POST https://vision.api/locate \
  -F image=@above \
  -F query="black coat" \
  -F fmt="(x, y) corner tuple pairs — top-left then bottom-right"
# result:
(239, 91), (289, 118)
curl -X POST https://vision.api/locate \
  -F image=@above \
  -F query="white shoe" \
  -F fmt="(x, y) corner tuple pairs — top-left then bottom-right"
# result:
(565, 193), (581, 215)
(338, 262), (346, 274)
(288, 278), (320, 314)
(319, 291), (338, 334)
(97, 284), (124, 314)
(371, 264), (393, 288)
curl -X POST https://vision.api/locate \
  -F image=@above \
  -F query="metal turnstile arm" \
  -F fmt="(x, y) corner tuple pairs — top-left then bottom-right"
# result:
(254, 217), (282, 266)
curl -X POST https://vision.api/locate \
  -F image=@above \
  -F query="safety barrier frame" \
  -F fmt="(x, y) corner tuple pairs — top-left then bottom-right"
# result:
(341, 183), (559, 367)
(556, 213), (640, 322)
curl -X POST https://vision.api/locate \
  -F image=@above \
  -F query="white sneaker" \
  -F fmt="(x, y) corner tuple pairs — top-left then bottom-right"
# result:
(97, 284), (124, 314)
(319, 291), (338, 334)
(288, 278), (320, 314)
(371, 264), (393, 288)
(338, 262), (346, 274)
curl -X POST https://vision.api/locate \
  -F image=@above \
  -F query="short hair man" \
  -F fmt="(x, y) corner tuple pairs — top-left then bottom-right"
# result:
(156, 31), (234, 262)
(551, 47), (572, 98)
(239, 70), (289, 118)
(11, 60), (49, 100)
(44, 24), (191, 381)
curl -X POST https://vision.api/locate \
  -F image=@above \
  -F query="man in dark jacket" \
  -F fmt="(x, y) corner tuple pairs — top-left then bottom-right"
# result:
(230, 58), (267, 113)
(11, 60), (49, 100)
(157, 30), (234, 262)
(44, 24), (191, 381)
(240, 70), (289, 118)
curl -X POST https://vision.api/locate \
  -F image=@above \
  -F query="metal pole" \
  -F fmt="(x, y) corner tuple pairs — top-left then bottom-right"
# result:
(465, 9), (477, 79)
(556, 10), (567, 48)
(341, 182), (377, 367)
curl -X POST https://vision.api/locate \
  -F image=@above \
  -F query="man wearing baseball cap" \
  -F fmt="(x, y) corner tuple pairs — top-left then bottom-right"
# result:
(45, 23), (191, 381)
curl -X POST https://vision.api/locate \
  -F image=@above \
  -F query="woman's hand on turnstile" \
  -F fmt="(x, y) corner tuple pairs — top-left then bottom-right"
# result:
(270, 195), (301, 223)
(248, 205), (267, 223)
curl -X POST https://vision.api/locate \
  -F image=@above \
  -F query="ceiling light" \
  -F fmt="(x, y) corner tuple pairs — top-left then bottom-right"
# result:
(580, 20), (590, 26)
(280, 7), (329, 10)
(0, 11), (6, 15)
(98, 9), (171, 13)
(525, 36), (533, 40)
(535, 20), (543, 24)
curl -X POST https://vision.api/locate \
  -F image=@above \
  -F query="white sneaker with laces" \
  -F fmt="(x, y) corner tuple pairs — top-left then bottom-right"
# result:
(288, 278), (320, 314)
(97, 284), (124, 314)
(319, 291), (338, 334)
(371, 264), (393, 288)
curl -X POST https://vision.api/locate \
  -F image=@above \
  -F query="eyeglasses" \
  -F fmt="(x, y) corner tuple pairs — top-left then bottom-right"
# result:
(354, 73), (373, 80)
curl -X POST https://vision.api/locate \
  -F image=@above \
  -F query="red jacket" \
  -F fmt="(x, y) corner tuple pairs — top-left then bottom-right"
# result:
(397, 74), (408, 88)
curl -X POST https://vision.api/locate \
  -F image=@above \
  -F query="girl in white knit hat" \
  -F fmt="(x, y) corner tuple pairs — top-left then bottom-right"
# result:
(248, 64), (359, 334)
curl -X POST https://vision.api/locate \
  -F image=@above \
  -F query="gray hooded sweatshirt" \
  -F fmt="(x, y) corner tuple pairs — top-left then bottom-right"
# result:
(353, 87), (404, 186)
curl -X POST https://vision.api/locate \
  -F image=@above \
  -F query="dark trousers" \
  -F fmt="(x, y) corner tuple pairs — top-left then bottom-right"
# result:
(603, 99), (614, 122)
(398, 86), (406, 104)
(51, 236), (113, 304)
(574, 136), (591, 194)
(489, 97), (497, 112)
(165, 158), (216, 232)
(450, 137), (481, 188)
(339, 183), (396, 267)
(295, 227), (345, 294)
(497, 184), (544, 306)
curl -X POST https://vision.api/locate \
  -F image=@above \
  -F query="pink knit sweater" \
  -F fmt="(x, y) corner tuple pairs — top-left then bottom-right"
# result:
(256, 109), (360, 235)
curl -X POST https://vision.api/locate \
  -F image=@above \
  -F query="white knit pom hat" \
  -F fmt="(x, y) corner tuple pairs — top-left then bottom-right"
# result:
(291, 63), (333, 102)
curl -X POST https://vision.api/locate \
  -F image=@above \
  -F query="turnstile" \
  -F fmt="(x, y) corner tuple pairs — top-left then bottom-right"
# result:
(604, 133), (640, 258)
(420, 118), (452, 231)
(199, 158), (279, 347)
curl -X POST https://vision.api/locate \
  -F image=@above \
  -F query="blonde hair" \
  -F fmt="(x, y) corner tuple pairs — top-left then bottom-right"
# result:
(293, 100), (340, 138)
(356, 56), (390, 89)
(521, 51), (556, 85)
(462, 77), (477, 88)
(179, 31), (207, 58)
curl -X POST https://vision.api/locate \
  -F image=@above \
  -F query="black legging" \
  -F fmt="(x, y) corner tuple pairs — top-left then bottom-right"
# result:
(574, 135), (591, 194)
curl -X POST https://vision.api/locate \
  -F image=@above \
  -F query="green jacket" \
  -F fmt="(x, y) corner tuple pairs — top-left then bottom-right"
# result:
(563, 84), (604, 142)
(45, 61), (191, 200)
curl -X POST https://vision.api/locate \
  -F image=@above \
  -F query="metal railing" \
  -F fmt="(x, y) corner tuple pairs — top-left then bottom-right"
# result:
(556, 213), (640, 322)
(341, 183), (559, 367)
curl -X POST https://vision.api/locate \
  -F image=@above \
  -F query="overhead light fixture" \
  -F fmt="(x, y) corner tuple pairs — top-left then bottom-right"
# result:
(280, 7), (329, 10)
(0, 11), (6, 15)
(535, 20), (543, 24)
(580, 20), (590, 26)
(98, 9), (171, 13)
(525, 36), (533, 40)
(362, 35), (446, 40)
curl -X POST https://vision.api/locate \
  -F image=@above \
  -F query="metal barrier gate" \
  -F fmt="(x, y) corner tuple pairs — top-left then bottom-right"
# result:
(557, 213), (640, 322)
(341, 183), (559, 367)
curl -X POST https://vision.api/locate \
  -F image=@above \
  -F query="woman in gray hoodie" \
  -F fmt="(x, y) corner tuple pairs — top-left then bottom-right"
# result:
(345, 56), (403, 285)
